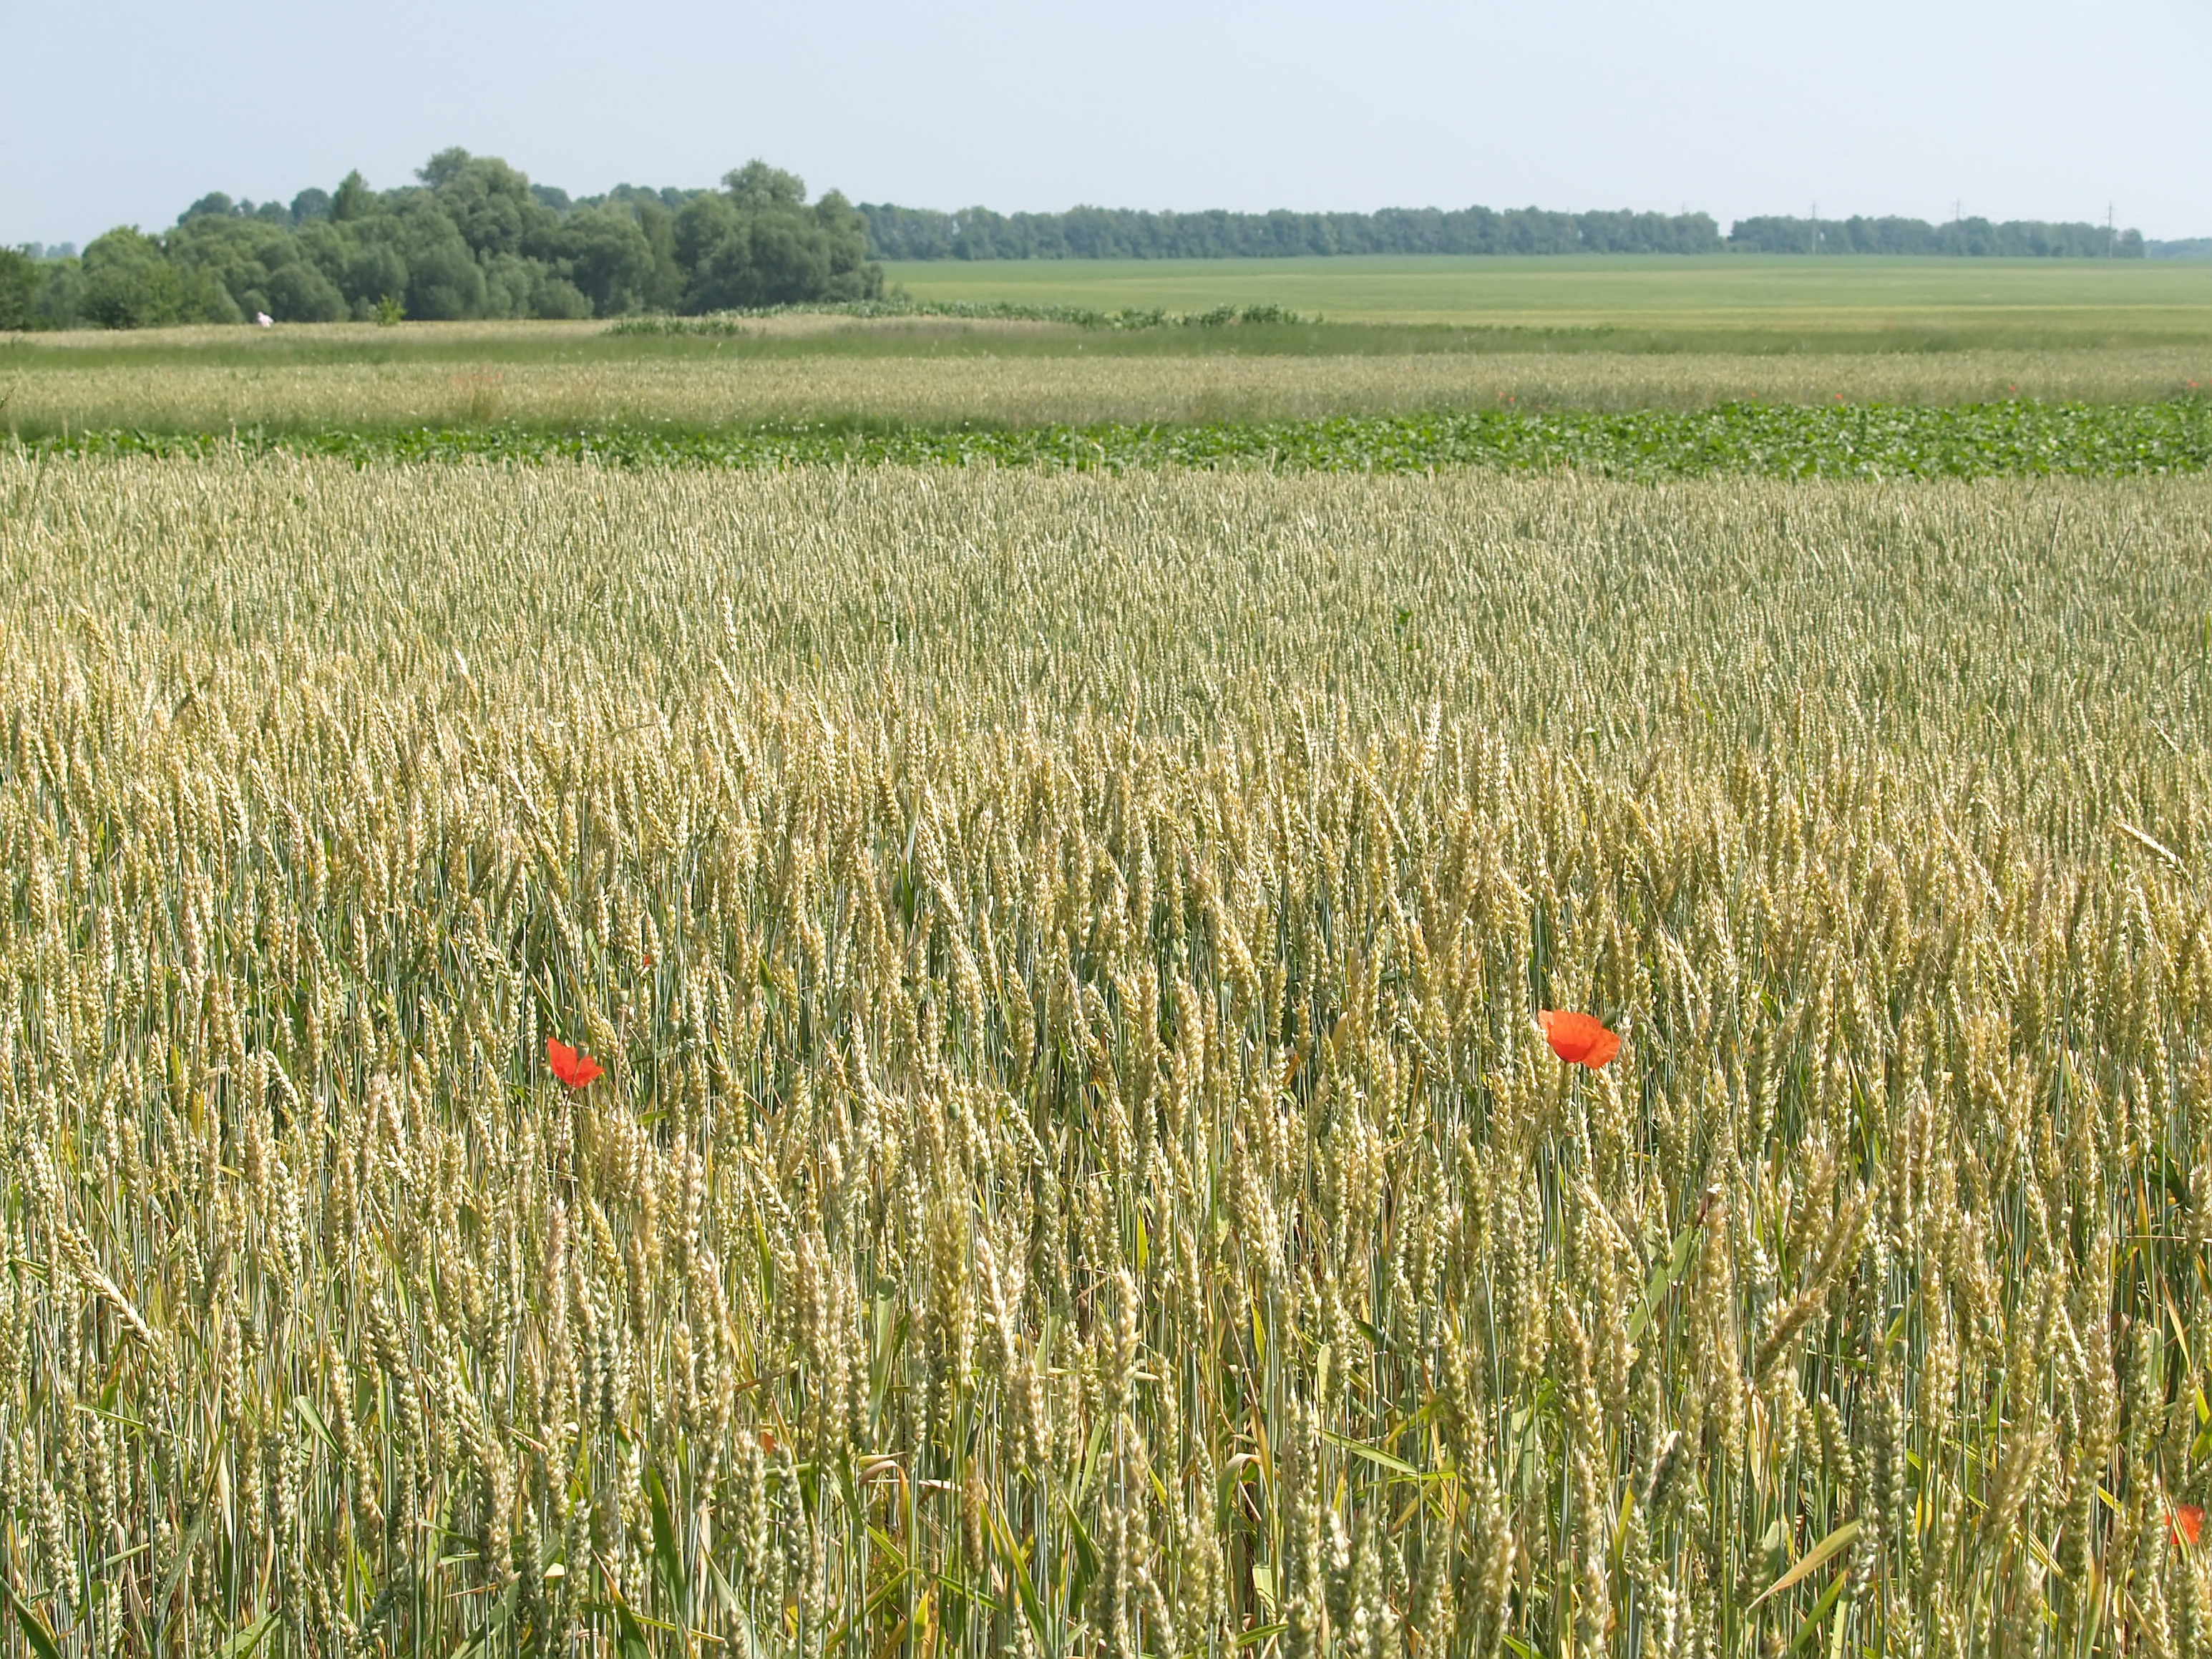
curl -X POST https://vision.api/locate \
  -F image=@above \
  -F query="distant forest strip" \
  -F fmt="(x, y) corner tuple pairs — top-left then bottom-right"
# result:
(860, 205), (2148, 262)
(2, 144), (2169, 334)
(22, 398), (2211, 480)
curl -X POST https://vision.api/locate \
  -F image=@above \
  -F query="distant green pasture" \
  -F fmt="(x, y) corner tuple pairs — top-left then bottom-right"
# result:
(882, 254), (2212, 346)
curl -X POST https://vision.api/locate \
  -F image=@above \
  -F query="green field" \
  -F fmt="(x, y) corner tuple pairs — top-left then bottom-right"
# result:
(37, 396), (2212, 480)
(884, 253), (2212, 346)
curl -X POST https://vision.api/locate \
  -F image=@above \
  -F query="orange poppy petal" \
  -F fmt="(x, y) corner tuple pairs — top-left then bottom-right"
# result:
(546, 1036), (601, 1089)
(1541, 1010), (1620, 1069)
(2174, 1504), (2204, 1548)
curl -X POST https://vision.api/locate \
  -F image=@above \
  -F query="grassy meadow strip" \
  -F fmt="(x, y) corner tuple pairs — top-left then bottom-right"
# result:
(2, 457), (2212, 1654)
(22, 394), (2212, 477)
(875, 250), (2212, 340)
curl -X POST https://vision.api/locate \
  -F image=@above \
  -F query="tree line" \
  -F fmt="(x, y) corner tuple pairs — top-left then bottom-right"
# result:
(860, 203), (2147, 261)
(1, 154), (2158, 331)
(0, 151), (880, 331)
(857, 204), (1728, 259)
(1726, 215), (2143, 257)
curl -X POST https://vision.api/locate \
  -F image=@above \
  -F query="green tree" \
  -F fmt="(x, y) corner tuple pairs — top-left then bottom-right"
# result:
(178, 192), (239, 224)
(79, 227), (236, 328)
(165, 215), (296, 316)
(0, 248), (36, 330)
(330, 171), (376, 223)
(422, 147), (561, 261)
(262, 260), (346, 321)
(31, 260), (83, 329)
(34, 150), (902, 331)
(527, 267), (592, 318)
(633, 201), (688, 310)
(673, 162), (882, 311)
(560, 204), (656, 316)
(479, 250), (530, 318)
(376, 197), (485, 320)
(724, 158), (805, 212)
(294, 220), (378, 317)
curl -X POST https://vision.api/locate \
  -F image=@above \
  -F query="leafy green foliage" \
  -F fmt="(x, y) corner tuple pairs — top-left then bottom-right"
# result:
(329, 170), (375, 223)
(0, 248), (37, 331)
(1729, 213), (2143, 256)
(860, 203), (1729, 259)
(857, 200), (2148, 261)
(608, 298), (1319, 332)
(166, 215), (342, 322)
(29, 396), (2211, 478)
(33, 150), (883, 329)
(31, 151), (2171, 336)
(78, 228), (236, 328)
(380, 195), (487, 321)
(674, 162), (882, 310)
(557, 205), (659, 317)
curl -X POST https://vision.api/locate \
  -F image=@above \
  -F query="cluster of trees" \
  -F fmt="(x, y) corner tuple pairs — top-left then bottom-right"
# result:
(859, 203), (1725, 260)
(6, 162), (2168, 331)
(0, 152), (881, 330)
(1726, 215), (2143, 257)
(860, 202), (2150, 261)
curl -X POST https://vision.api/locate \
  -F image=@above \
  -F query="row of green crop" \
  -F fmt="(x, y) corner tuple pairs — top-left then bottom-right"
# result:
(605, 298), (1320, 332)
(19, 397), (2212, 478)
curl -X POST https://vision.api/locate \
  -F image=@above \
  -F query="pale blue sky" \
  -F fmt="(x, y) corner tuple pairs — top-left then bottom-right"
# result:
(4, 0), (2206, 248)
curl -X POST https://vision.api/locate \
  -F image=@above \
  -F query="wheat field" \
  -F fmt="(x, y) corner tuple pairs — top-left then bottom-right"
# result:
(1, 454), (2211, 1655)
(8, 344), (2212, 436)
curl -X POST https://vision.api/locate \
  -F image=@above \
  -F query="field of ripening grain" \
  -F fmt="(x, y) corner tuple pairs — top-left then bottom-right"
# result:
(1, 454), (2211, 1656)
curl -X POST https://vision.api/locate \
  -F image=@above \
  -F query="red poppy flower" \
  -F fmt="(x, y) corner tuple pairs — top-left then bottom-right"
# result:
(2174, 1504), (2204, 1549)
(1540, 1010), (1620, 1069)
(546, 1037), (605, 1090)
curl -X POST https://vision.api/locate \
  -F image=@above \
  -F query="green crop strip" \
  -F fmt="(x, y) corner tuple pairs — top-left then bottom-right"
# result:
(607, 298), (1323, 331)
(19, 397), (2212, 478)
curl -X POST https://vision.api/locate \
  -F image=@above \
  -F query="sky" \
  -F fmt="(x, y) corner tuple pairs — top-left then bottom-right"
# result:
(4, 0), (2208, 248)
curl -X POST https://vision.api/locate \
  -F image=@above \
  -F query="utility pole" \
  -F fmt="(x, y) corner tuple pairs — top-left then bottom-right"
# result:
(1812, 202), (1819, 253)
(2108, 201), (2115, 258)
